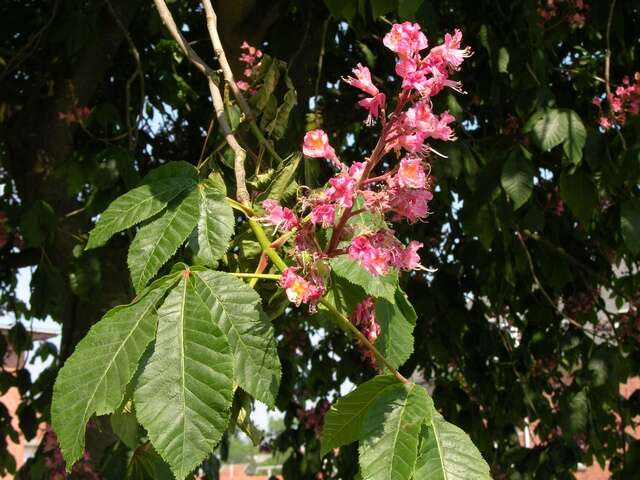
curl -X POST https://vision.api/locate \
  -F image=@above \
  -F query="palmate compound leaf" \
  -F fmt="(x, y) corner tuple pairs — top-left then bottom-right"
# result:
(128, 187), (201, 293)
(51, 274), (179, 468)
(359, 382), (434, 480)
(134, 273), (234, 480)
(189, 180), (235, 266)
(321, 375), (397, 457)
(191, 270), (281, 407)
(86, 162), (198, 250)
(413, 411), (491, 480)
(330, 255), (397, 303)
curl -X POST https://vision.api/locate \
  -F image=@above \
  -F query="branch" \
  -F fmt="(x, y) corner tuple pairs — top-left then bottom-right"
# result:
(604, 0), (616, 98)
(152, 0), (250, 205)
(200, 0), (283, 164)
(201, 0), (254, 121)
(152, 0), (219, 79)
(208, 79), (250, 204)
(1, 249), (40, 269)
(104, 0), (145, 151)
(517, 233), (611, 341)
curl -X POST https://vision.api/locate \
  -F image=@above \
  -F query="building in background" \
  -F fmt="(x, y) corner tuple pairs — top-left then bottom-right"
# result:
(0, 324), (59, 479)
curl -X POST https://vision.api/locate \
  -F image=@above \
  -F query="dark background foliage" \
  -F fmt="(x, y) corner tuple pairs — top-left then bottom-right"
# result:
(1, 0), (639, 478)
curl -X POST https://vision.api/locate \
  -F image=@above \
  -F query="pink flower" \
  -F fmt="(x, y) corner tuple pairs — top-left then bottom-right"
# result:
(327, 174), (356, 208)
(348, 235), (391, 276)
(427, 29), (471, 70)
(262, 199), (299, 230)
(236, 80), (250, 91)
(390, 188), (433, 222)
(351, 297), (380, 342)
(358, 93), (386, 125)
(310, 203), (336, 227)
(303, 129), (339, 165)
(383, 22), (428, 58)
(343, 63), (379, 97)
(398, 241), (423, 270)
(348, 161), (366, 181)
(430, 111), (457, 141)
(396, 157), (426, 189)
(279, 267), (324, 307)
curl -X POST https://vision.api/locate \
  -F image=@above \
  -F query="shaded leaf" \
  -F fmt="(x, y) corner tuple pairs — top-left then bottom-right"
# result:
(559, 169), (598, 225)
(621, 198), (640, 255)
(501, 147), (535, 210)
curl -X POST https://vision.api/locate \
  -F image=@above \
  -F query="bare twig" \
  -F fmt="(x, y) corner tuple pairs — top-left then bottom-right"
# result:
(105, 0), (145, 151)
(0, 0), (60, 82)
(152, 0), (219, 79)
(517, 232), (610, 341)
(196, 117), (215, 170)
(201, 0), (254, 121)
(208, 79), (250, 204)
(604, 0), (616, 98)
(152, 0), (251, 205)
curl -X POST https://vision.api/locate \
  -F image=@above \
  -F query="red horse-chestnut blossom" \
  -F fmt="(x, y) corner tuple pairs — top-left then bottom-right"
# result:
(255, 22), (470, 360)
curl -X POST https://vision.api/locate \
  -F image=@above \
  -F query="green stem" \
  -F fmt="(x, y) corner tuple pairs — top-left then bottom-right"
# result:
(247, 215), (407, 385)
(249, 122), (284, 163)
(247, 219), (288, 271)
(230, 272), (281, 280)
(226, 197), (254, 216)
(319, 299), (410, 385)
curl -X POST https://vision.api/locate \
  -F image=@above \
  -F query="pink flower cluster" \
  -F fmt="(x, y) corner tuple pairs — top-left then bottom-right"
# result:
(348, 231), (423, 276)
(593, 73), (640, 130)
(538, 0), (588, 28)
(258, 23), (467, 327)
(279, 267), (324, 310)
(43, 427), (99, 480)
(351, 297), (381, 367)
(236, 41), (263, 92)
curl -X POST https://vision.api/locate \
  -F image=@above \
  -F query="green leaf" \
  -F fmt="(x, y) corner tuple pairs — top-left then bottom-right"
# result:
(413, 412), (491, 480)
(141, 161), (198, 184)
(86, 177), (196, 250)
(397, 0), (422, 20)
(192, 270), (281, 407)
(330, 255), (397, 302)
(621, 198), (640, 255)
(321, 375), (397, 456)
(562, 389), (588, 436)
(395, 289), (417, 325)
(371, 0), (397, 18)
(530, 109), (586, 166)
(257, 153), (301, 202)
(375, 298), (415, 369)
(134, 275), (234, 480)
(501, 148), (535, 210)
(128, 187), (200, 292)
(51, 280), (175, 468)
(531, 109), (568, 152)
(559, 169), (598, 225)
(190, 181), (235, 266)
(127, 444), (174, 480)
(267, 88), (297, 139)
(111, 408), (141, 449)
(359, 383), (433, 480)
(562, 110), (587, 166)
